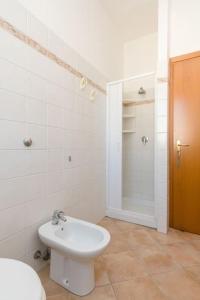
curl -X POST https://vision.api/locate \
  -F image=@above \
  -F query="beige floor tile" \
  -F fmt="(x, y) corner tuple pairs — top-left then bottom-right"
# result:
(38, 265), (50, 284)
(104, 228), (158, 254)
(152, 269), (200, 300)
(114, 219), (143, 232)
(162, 242), (200, 267)
(95, 257), (110, 286)
(127, 229), (159, 250)
(134, 246), (178, 275)
(113, 275), (167, 300)
(184, 264), (200, 283)
(102, 251), (147, 283)
(98, 217), (144, 236)
(177, 231), (200, 241)
(98, 217), (120, 235)
(190, 239), (200, 251)
(104, 232), (130, 254)
(47, 293), (70, 300)
(147, 228), (186, 245)
(43, 278), (67, 297)
(69, 285), (116, 300)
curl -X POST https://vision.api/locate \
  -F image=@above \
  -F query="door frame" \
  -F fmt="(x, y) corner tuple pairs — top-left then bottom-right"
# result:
(106, 73), (157, 229)
(169, 51), (200, 227)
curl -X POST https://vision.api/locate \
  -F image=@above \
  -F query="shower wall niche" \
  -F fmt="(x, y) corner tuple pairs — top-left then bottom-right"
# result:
(122, 77), (155, 216)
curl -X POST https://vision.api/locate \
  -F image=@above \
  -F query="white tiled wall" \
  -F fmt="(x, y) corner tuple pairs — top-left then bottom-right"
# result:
(0, 1), (106, 270)
(122, 102), (154, 210)
(155, 82), (168, 232)
(154, 0), (169, 233)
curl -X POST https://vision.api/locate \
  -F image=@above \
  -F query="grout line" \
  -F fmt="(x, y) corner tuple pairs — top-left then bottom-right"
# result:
(110, 284), (117, 299)
(0, 16), (106, 95)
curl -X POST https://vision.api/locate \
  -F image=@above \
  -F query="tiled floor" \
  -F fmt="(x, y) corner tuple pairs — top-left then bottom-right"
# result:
(38, 217), (200, 300)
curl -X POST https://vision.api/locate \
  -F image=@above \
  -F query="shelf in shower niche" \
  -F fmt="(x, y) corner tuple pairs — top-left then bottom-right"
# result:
(123, 114), (136, 118)
(123, 99), (154, 106)
(122, 130), (136, 133)
(123, 100), (135, 105)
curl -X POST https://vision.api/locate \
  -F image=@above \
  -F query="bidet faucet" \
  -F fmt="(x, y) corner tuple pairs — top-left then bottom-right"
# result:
(52, 210), (67, 225)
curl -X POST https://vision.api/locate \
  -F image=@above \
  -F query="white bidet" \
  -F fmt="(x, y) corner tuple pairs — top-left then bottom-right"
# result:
(38, 216), (110, 296)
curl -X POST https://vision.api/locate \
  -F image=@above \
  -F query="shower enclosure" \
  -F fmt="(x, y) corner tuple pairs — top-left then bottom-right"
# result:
(106, 72), (156, 228)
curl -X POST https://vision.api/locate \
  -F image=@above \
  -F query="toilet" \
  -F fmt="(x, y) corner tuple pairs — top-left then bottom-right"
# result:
(39, 216), (110, 296)
(0, 258), (46, 300)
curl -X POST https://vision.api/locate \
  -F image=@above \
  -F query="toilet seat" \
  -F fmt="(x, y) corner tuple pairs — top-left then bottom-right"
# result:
(0, 258), (46, 300)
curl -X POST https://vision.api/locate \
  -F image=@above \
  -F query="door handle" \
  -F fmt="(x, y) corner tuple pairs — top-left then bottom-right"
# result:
(176, 140), (190, 163)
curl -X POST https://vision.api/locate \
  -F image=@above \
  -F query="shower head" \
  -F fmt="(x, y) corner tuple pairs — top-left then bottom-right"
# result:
(138, 87), (146, 95)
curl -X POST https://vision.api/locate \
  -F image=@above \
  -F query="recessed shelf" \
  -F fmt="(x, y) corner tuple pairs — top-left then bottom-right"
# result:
(122, 130), (136, 133)
(123, 114), (136, 118)
(123, 100), (135, 105)
(123, 99), (154, 106)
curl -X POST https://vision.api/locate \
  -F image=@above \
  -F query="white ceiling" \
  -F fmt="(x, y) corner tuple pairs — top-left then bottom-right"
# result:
(101, 0), (158, 42)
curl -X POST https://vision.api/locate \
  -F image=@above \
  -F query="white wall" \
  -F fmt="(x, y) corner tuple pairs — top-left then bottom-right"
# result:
(122, 0), (200, 71)
(124, 33), (158, 78)
(17, 0), (123, 80)
(169, 0), (200, 57)
(0, 0), (106, 270)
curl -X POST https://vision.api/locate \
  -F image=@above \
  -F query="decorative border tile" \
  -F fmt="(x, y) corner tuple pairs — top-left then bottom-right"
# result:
(0, 16), (106, 95)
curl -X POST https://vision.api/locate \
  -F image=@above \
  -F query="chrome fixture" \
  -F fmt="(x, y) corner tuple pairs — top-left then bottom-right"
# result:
(176, 139), (190, 165)
(52, 210), (67, 225)
(138, 87), (146, 95)
(141, 136), (149, 145)
(23, 138), (32, 147)
(34, 248), (51, 261)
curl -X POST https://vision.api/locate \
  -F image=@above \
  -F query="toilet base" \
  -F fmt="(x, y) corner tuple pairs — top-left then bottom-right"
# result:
(50, 249), (95, 296)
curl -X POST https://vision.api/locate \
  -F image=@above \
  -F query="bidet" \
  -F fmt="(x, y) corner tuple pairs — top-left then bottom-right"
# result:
(39, 215), (110, 296)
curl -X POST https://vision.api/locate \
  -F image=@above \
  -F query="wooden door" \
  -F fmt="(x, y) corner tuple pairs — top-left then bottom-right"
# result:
(170, 51), (200, 234)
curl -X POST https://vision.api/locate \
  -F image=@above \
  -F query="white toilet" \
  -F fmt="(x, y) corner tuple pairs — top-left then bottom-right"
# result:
(0, 258), (46, 300)
(39, 215), (110, 296)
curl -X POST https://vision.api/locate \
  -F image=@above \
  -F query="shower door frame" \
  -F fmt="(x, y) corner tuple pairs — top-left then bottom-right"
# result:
(106, 0), (169, 233)
(106, 73), (157, 229)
